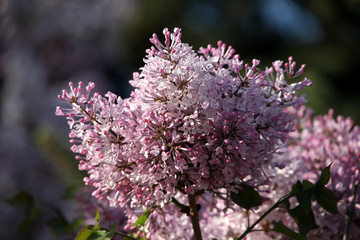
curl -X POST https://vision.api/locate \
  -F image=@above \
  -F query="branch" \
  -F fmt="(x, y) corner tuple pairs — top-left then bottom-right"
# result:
(187, 193), (203, 240)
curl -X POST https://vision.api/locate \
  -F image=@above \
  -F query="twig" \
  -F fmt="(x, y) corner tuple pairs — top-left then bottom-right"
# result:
(236, 193), (295, 240)
(188, 193), (203, 240)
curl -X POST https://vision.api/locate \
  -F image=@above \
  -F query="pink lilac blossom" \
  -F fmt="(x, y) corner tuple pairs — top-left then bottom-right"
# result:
(252, 107), (360, 240)
(56, 28), (311, 238)
(74, 107), (360, 240)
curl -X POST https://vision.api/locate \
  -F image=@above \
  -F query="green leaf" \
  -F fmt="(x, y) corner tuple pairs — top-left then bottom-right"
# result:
(88, 230), (108, 240)
(289, 180), (315, 213)
(314, 186), (339, 214)
(295, 180), (315, 213)
(296, 190), (312, 213)
(283, 198), (291, 210)
(106, 223), (117, 239)
(230, 183), (263, 210)
(133, 209), (151, 227)
(302, 180), (315, 190)
(288, 205), (317, 235)
(272, 221), (306, 240)
(290, 181), (302, 195)
(75, 224), (118, 240)
(316, 163), (332, 186)
(75, 211), (103, 240)
(75, 225), (97, 240)
(95, 210), (100, 225)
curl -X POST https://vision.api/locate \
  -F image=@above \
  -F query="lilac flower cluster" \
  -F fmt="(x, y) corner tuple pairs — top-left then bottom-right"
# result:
(123, 107), (360, 240)
(286, 107), (360, 239)
(56, 28), (311, 236)
(245, 107), (360, 239)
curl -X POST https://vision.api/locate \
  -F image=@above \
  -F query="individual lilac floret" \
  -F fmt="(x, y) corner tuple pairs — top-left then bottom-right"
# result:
(56, 28), (311, 227)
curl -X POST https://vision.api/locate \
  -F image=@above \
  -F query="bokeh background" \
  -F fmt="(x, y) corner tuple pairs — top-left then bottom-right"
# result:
(1, 0), (359, 239)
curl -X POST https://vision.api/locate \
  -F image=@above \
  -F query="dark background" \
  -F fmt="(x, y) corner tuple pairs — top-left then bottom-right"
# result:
(1, 0), (359, 239)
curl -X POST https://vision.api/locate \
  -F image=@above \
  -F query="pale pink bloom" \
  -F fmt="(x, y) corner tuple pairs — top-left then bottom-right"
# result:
(57, 28), (311, 238)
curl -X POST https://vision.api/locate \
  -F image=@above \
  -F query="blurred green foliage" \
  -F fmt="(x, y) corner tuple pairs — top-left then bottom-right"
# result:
(34, 128), (85, 186)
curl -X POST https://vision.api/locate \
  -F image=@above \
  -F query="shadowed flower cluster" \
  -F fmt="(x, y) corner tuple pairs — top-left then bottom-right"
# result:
(242, 107), (360, 240)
